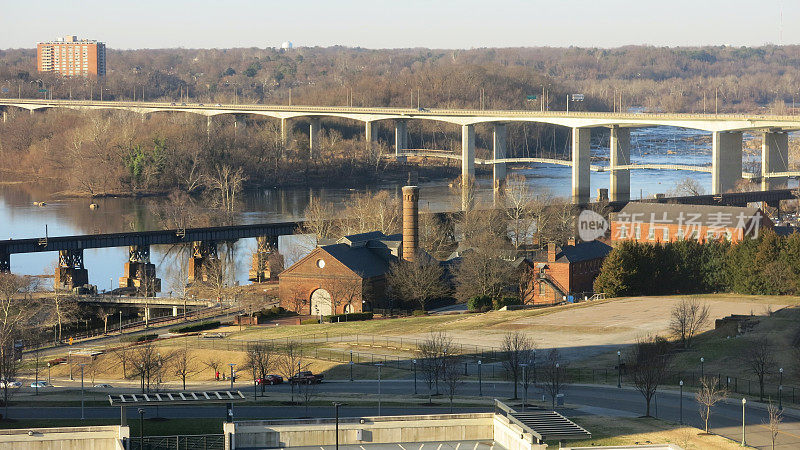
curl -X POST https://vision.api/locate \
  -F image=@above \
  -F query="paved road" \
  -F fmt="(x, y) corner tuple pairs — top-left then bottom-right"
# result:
(8, 380), (800, 449)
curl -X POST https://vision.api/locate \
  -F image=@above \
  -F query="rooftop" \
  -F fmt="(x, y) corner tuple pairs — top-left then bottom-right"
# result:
(613, 203), (765, 228)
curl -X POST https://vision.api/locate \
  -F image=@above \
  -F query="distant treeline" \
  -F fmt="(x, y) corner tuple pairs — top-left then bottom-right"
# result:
(595, 231), (800, 297)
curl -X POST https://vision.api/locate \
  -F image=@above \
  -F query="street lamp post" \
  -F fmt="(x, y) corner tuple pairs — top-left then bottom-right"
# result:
(779, 367), (784, 410)
(478, 360), (482, 396)
(375, 363), (384, 416)
(741, 398), (746, 447)
(80, 363), (86, 420)
(119, 310), (123, 334)
(554, 363), (560, 410)
(229, 363), (236, 390)
(532, 350), (536, 383)
(617, 351), (621, 388)
(47, 363), (51, 384)
(138, 408), (145, 447)
(520, 363), (528, 411)
(333, 402), (344, 450)
(413, 359), (417, 395)
(349, 351), (353, 381)
(679, 380), (684, 424)
(700, 357), (704, 379)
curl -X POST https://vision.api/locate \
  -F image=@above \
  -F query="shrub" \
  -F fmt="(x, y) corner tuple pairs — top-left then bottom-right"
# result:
(494, 296), (522, 310)
(412, 309), (427, 316)
(120, 333), (158, 343)
(169, 321), (221, 334)
(467, 295), (492, 311)
(324, 312), (373, 323)
(300, 318), (320, 325)
(255, 306), (288, 320)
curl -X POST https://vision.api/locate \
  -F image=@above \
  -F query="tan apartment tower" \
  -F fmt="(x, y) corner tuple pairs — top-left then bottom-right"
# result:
(37, 35), (106, 77)
(402, 185), (420, 262)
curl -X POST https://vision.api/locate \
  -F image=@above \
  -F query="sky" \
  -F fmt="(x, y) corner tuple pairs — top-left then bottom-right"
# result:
(1, 0), (798, 50)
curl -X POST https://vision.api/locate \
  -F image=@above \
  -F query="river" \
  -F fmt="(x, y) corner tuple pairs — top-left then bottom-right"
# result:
(0, 126), (771, 290)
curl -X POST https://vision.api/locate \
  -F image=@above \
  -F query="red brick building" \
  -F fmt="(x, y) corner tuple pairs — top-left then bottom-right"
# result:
(37, 35), (106, 77)
(528, 240), (612, 305)
(610, 203), (773, 244)
(278, 232), (400, 316)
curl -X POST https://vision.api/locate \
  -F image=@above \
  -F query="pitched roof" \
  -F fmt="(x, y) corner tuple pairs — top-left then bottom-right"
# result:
(337, 231), (387, 247)
(532, 240), (612, 264)
(320, 242), (395, 279)
(614, 203), (765, 228)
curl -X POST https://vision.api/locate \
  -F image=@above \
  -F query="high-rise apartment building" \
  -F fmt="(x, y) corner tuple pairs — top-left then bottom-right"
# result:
(37, 35), (106, 77)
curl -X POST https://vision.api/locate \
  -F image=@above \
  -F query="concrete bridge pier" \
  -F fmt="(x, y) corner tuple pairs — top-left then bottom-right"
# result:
(249, 236), (279, 282)
(206, 116), (213, 142)
(492, 123), (507, 190)
(309, 118), (321, 159)
(712, 131), (743, 195)
(119, 245), (161, 296)
(571, 127), (591, 204)
(280, 118), (291, 147)
(188, 241), (218, 283)
(609, 126), (631, 202)
(394, 120), (408, 160)
(234, 115), (247, 140)
(365, 121), (377, 149)
(55, 249), (88, 291)
(762, 131), (789, 190)
(461, 124), (476, 210)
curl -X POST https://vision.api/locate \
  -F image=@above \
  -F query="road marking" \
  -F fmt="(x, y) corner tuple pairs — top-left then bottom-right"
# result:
(758, 423), (800, 440)
(398, 445), (406, 450)
(419, 444), (424, 450)
(455, 443), (460, 450)
(437, 444), (442, 450)
(472, 443), (479, 450)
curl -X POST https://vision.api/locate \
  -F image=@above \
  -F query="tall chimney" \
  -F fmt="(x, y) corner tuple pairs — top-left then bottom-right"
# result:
(402, 185), (420, 262)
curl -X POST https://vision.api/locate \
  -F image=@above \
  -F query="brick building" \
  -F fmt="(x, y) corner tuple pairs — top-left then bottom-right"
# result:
(528, 239), (612, 305)
(278, 231), (401, 316)
(37, 35), (106, 77)
(610, 203), (773, 243)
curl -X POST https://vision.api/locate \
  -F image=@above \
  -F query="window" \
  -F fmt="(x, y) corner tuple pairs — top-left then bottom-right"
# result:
(647, 227), (655, 241)
(706, 230), (716, 241)
(316, 259), (325, 269)
(635, 225), (641, 240)
(618, 225), (628, 239)
(724, 230), (733, 242)
(676, 228), (685, 240)
(662, 228), (669, 241)
(539, 282), (546, 296)
(691, 229), (700, 240)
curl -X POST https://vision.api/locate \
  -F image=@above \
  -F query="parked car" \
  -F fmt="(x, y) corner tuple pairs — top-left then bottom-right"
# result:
(288, 371), (323, 384)
(0, 381), (21, 389)
(215, 103), (222, 107)
(93, 384), (113, 389)
(256, 375), (283, 385)
(30, 381), (52, 388)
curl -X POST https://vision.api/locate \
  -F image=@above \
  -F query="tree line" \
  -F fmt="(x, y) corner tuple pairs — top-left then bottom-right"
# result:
(594, 230), (800, 297)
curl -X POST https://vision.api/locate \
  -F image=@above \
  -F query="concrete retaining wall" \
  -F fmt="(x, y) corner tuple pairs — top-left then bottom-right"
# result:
(493, 414), (540, 450)
(0, 425), (128, 450)
(225, 413), (495, 449)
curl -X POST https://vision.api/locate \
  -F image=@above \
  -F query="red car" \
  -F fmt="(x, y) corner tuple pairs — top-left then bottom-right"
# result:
(256, 375), (284, 385)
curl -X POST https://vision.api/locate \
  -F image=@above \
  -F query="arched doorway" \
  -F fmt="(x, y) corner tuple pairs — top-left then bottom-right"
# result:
(310, 289), (333, 316)
(343, 303), (354, 314)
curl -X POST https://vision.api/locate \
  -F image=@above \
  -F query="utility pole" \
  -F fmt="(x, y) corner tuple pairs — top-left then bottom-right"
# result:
(566, 94), (570, 113)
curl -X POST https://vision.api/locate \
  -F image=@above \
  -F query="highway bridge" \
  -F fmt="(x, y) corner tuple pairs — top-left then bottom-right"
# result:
(1, 99), (798, 205)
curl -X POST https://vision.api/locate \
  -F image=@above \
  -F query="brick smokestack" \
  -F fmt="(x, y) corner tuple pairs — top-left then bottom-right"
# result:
(402, 185), (420, 262)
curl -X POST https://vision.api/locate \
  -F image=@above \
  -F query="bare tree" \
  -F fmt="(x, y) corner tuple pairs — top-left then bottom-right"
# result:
(276, 341), (308, 404)
(626, 335), (673, 417)
(416, 332), (453, 401)
(243, 342), (276, 395)
(300, 200), (339, 240)
(111, 346), (133, 379)
(204, 164), (247, 213)
(386, 258), (450, 311)
(172, 347), (196, 390)
(418, 210), (454, 259)
(669, 297), (710, 349)
(0, 273), (39, 419)
(764, 400), (783, 450)
(696, 376), (726, 433)
(537, 349), (567, 410)
(441, 353), (463, 412)
(743, 337), (775, 401)
(453, 232), (516, 303)
(203, 356), (223, 381)
(501, 332), (536, 399)
(298, 379), (318, 417)
(670, 177), (705, 197)
(501, 174), (536, 249)
(131, 343), (164, 393)
(46, 291), (78, 344)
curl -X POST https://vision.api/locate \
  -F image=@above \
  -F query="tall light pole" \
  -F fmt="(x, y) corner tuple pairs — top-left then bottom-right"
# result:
(375, 363), (384, 416)
(349, 351), (353, 382)
(700, 357), (705, 379)
(779, 367), (783, 410)
(741, 397), (746, 447)
(138, 408), (145, 447)
(412, 359), (417, 395)
(80, 363), (86, 420)
(679, 380), (684, 424)
(554, 363), (560, 410)
(478, 360), (482, 396)
(520, 363), (528, 411)
(229, 363), (236, 390)
(617, 351), (622, 388)
(333, 402), (344, 450)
